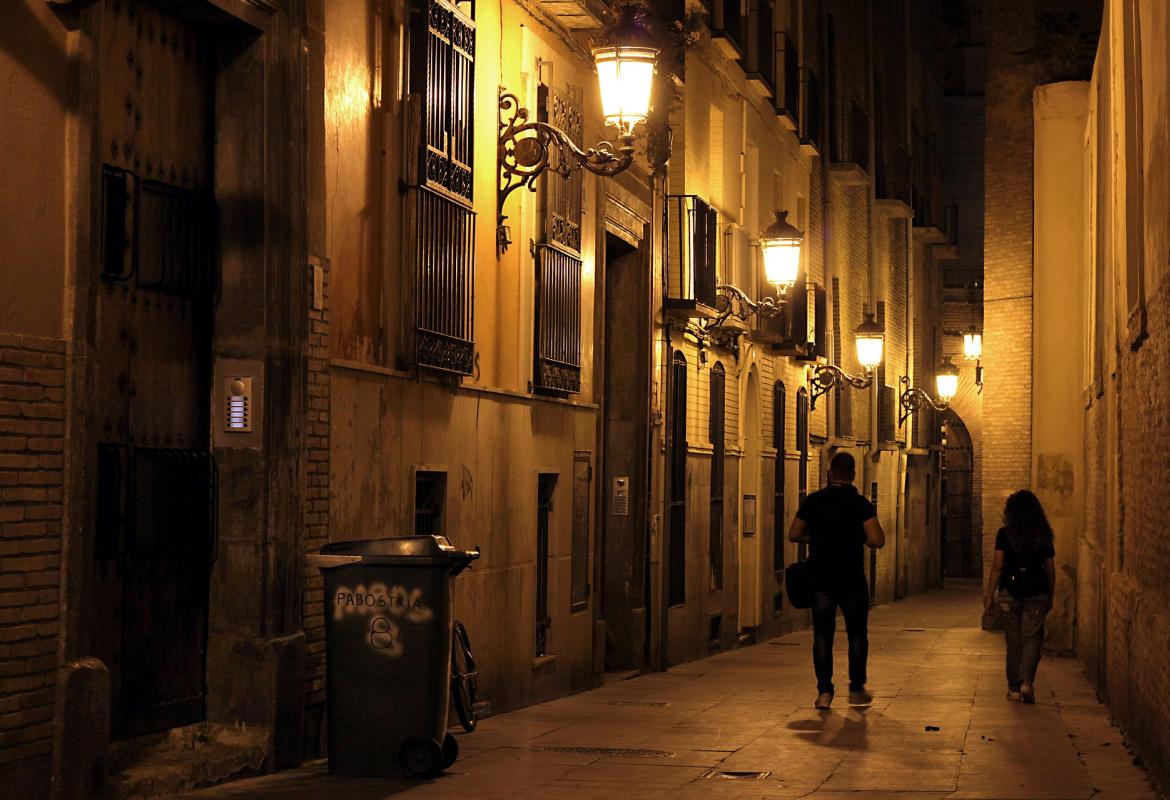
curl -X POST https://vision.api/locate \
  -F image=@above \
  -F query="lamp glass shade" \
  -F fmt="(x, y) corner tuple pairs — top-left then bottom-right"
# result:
(963, 332), (982, 361)
(935, 360), (960, 403)
(853, 311), (885, 371)
(761, 238), (802, 287)
(593, 46), (657, 137)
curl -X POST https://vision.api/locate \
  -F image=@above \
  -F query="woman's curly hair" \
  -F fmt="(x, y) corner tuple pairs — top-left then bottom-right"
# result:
(1003, 490), (1054, 552)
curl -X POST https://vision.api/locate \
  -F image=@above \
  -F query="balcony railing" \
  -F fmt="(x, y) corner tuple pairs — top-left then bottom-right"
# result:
(773, 31), (799, 123)
(533, 244), (583, 394)
(710, 0), (746, 58)
(876, 142), (912, 207)
(798, 67), (822, 151)
(665, 195), (718, 316)
(831, 96), (869, 170)
(410, 185), (476, 375)
(745, 0), (775, 96)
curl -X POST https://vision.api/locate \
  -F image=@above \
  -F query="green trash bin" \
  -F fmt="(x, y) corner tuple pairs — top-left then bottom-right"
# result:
(309, 536), (478, 777)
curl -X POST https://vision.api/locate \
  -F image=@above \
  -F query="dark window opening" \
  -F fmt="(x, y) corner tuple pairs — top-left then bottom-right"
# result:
(536, 473), (557, 657)
(414, 470), (447, 536)
(709, 363), (726, 592)
(709, 613), (724, 650)
(796, 387), (809, 561)
(570, 454), (591, 611)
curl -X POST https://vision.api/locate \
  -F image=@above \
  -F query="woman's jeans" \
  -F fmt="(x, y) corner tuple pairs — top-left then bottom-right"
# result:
(811, 582), (869, 695)
(997, 591), (1051, 690)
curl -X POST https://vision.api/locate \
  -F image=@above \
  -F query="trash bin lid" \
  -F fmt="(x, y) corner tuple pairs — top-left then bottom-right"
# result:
(312, 536), (479, 569)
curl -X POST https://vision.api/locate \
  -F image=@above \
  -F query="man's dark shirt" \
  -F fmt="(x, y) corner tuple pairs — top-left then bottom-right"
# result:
(795, 482), (877, 592)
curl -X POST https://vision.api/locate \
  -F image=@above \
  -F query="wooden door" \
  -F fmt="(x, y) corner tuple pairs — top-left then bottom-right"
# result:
(91, 0), (217, 739)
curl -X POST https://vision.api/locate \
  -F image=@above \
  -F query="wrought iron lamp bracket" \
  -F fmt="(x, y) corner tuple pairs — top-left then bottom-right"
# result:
(711, 283), (786, 328)
(497, 91), (633, 254)
(898, 374), (949, 428)
(808, 364), (874, 411)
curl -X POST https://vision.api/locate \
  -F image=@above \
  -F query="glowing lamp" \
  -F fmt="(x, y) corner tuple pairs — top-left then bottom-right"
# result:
(963, 331), (983, 361)
(760, 210), (803, 289)
(854, 311), (885, 372)
(593, 45), (658, 139)
(935, 358), (960, 403)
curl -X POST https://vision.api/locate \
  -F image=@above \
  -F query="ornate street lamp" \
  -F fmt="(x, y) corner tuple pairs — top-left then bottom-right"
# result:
(899, 357), (960, 427)
(808, 311), (885, 411)
(497, 8), (658, 253)
(962, 329), (982, 361)
(712, 210), (804, 323)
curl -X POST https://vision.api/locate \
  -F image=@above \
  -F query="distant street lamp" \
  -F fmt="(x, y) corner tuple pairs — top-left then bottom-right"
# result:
(808, 311), (885, 410)
(899, 357), (960, 427)
(962, 329), (982, 361)
(497, 9), (658, 253)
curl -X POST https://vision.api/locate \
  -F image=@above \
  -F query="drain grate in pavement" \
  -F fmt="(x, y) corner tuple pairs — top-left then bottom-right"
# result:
(704, 770), (771, 780)
(537, 746), (674, 758)
(766, 641), (800, 646)
(607, 700), (670, 707)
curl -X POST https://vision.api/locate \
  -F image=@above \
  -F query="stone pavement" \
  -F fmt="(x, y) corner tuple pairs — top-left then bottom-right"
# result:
(176, 581), (1157, 799)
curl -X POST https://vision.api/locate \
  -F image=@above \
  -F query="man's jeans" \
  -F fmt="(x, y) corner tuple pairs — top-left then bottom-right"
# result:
(997, 591), (1051, 690)
(811, 582), (869, 695)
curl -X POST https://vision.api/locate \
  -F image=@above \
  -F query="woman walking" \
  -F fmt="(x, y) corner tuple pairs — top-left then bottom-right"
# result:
(982, 490), (1056, 703)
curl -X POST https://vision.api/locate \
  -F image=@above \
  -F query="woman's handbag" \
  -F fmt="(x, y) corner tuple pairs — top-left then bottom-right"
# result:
(784, 560), (814, 609)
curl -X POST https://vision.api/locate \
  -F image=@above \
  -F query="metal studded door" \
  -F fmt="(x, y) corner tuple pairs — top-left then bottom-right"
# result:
(91, 0), (217, 739)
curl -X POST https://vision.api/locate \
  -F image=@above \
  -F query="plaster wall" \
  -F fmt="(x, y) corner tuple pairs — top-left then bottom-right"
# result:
(1032, 81), (1087, 653)
(0, 1), (69, 339)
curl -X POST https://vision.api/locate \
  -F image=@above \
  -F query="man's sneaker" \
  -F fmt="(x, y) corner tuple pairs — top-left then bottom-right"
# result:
(1020, 681), (1035, 704)
(815, 692), (833, 710)
(848, 688), (874, 706)
(1007, 689), (1022, 701)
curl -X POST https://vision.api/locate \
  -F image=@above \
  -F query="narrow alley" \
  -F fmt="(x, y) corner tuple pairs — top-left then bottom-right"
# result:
(176, 583), (1154, 799)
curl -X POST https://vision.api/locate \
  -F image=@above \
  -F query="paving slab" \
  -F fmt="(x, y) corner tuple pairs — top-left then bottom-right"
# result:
(174, 582), (1157, 799)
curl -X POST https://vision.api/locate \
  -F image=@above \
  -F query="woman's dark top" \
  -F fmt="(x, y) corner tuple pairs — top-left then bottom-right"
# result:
(994, 527), (1055, 596)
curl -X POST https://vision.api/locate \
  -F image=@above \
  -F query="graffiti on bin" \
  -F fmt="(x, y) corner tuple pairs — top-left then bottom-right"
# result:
(334, 584), (432, 655)
(333, 583), (433, 622)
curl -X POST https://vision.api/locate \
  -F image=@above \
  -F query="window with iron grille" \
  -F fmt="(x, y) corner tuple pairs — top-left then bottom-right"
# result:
(772, 381), (786, 573)
(711, 0), (747, 57)
(665, 195), (718, 313)
(745, 0), (775, 96)
(406, 0), (477, 375)
(535, 473), (557, 657)
(709, 363), (726, 592)
(533, 87), (584, 394)
(533, 245), (582, 393)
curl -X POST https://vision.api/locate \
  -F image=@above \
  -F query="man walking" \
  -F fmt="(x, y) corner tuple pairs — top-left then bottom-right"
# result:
(788, 452), (885, 710)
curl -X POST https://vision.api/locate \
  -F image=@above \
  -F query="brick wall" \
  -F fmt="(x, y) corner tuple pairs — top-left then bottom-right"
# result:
(303, 261), (331, 712)
(0, 333), (65, 792)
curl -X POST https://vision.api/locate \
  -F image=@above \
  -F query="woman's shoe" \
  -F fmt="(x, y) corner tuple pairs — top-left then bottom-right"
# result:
(1020, 681), (1035, 703)
(815, 692), (833, 710)
(1007, 690), (1022, 701)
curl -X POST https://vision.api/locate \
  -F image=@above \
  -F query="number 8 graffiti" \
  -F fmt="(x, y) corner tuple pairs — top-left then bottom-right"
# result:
(369, 616), (403, 656)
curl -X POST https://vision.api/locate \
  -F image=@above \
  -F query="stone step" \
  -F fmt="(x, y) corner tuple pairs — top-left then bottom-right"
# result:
(108, 723), (270, 800)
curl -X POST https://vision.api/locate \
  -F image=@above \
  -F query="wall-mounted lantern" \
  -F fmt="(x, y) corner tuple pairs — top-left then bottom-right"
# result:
(711, 210), (803, 323)
(963, 327), (984, 393)
(808, 311), (884, 410)
(497, 9), (658, 253)
(899, 357), (960, 427)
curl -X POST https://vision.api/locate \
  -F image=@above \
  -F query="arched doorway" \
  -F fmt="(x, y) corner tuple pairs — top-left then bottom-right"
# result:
(941, 410), (976, 577)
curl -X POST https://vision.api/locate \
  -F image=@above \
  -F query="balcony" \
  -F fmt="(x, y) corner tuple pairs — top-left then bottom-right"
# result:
(830, 96), (869, 184)
(710, 0), (747, 60)
(773, 31), (799, 130)
(798, 67), (822, 155)
(665, 195), (719, 319)
(744, 0), (775, 98)
(875, 142), (913, 217)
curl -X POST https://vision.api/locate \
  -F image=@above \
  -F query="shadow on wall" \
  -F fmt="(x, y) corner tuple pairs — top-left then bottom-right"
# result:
(0, 2), (70, 105)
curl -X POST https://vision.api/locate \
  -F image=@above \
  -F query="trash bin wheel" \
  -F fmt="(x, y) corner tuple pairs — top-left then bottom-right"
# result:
(441, 732), (459, 770)
(400, 737), (443, 779)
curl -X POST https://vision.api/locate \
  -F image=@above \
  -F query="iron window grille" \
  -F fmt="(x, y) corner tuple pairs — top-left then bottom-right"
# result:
(665, 195), (718, 315)
(669, 351), (688, 607)
(406, 0), (477, 375)
(540, 86), (585, 253)
(533, 244), (583, 394)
